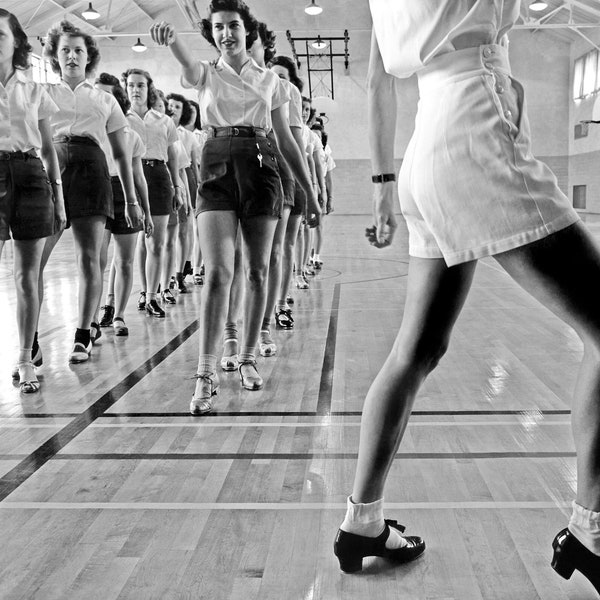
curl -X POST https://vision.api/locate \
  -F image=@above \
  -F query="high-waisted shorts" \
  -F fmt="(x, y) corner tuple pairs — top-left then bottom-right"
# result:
(0, 152), (56, 241)
(185, 165), (198, 209)
(106, 176), (143, 235)
(400, 44), (579, 266)
(142, 160), (174, 216)
(291, 183), (306, 217)
(267, 131), (295, 207)
(54, 138), (113, 221)
(197, 135), (283, 220)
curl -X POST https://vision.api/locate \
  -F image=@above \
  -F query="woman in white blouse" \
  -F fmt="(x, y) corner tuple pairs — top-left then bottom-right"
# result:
(335, 1), (600, 590)
(151, 0), (319, 415)
(0, 10), (66, 393)
(43, 20), (141, 363)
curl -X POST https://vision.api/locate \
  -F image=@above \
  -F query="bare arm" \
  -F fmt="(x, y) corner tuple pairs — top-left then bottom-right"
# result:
(167, 143), (184, 210)
(367, 28), (398, 247)
(132, 155), (153, 236)
(38, 118), (66, 232)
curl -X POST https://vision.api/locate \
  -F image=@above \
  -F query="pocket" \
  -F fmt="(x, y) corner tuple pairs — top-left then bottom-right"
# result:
(485, 72), (525, 142)
(200, 158), (227, 184)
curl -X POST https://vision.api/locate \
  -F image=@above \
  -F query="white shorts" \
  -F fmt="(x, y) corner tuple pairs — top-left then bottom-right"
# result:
(399, 44), (579, 266)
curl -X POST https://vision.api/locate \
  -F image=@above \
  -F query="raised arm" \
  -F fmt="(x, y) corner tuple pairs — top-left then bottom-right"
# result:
(367, 28), (398, 248)
(150, 22), (204, 88)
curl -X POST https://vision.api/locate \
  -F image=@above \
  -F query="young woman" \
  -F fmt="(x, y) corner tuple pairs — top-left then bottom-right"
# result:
(43, 20), (141, 363)
(248, 27), (307, 353)
(124, 68), (183, 318)
(269, 55), (308, 328)
(335, 2), (600, 591)
(0, 9), (66, 392)
(150, 0), (319, 414)
(95, 73), (152, 337)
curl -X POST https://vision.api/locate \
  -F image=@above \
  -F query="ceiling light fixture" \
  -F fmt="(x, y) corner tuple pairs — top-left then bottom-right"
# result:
(132, 37), (147, 53)
(311, 35), (328, 50)
(529, 1), (548, 11)
(82, 2), (100, 20)
(305, 1), (323, 16)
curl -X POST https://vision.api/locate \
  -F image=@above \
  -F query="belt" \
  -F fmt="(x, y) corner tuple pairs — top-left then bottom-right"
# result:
(142, 159), (165, 166)
(53, 135), (98, 146)
(207, 126), (267, 138)
(0, 149), (37, 161)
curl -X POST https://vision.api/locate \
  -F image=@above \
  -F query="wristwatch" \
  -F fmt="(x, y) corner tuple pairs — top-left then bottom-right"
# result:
(371, 173), (396, 183)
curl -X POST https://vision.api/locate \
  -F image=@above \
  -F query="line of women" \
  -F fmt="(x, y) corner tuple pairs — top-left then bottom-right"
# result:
(1, 3), (334, 411)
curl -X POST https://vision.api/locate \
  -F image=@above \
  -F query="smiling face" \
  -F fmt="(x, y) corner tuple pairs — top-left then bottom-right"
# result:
(57, 34), (89, 80)
(0, 17), (16, 70)
(126, 73), (148, 108)
(211, 11), (247, 59)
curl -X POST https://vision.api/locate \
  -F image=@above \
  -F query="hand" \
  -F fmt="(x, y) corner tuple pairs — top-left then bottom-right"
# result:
(173, 187), (184, 210)
(54, 200), (67, 233)
(150, 21), (177, 46)
(367, 182), (397, 248)
(124, 203), (143, 229)
(306, 186), (322, 228)
(144, 213), (154, 237)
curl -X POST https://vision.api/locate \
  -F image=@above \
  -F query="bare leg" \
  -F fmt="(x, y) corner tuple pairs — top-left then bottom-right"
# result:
(161, 223), (178, 294)
(112, 233), (138, 319)
(137, 231), (147, 293)
(70, 216), (106, 330)
(494, 222), (600, 511)
(145, 215), (169, 296)
(94, 229), (111, 323)
(178, 217), (192, 272)
(352, 257), (477, 502)
(193, 214), (203, 279)
(294, 222), (306, 288)
(222, 229), (245, 367)
(280, 213), (302, 304)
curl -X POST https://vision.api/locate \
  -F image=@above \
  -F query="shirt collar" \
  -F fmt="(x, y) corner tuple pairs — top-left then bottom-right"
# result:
(14, 69), (29, 84)
(216, 56), (260, 76)
(59, 78), (93, 92)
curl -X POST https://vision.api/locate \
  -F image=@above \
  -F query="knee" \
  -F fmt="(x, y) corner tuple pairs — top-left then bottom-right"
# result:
(77, 250), (99, 272)
(14, 269), (38, 295)
(270, 243), (283, 268)
(391, 337), (449, 378)
(115, 257), (134, 273)
(204, 266), (233, 292)
(245, 265), (268, 290)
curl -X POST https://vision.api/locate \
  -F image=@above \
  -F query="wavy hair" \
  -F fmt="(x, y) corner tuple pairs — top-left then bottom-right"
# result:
(269, 55), (303, 92)
(257, 22), (276, 65)
(44, 20), (100, 76)
(200, 0), (258, 51)
(166, 93), (192, 126)
(0, 10), (32, 70)
(186, 99), (202, 130)
(122, 68), (157, 110)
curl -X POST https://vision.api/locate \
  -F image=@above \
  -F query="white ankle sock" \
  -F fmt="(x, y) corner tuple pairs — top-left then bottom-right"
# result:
(340, 496), (407, 549)
(18, 347), (32, 363)
(569, 501), (600, 556)
(197, 354), (217, 376)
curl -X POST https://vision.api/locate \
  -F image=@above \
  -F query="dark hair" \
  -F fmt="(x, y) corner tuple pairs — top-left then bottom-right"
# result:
(187, 99), (202, 130)
(257, 22), (276, 64)
(302, 96), (312, 104)
(95, 72), (130, 114)
(122, 68), (157, 110)
(44, 20), (100, 76)
(311, 123), (323, 132)
(200, 0), (258, 51)
(321, 130), (328, 147)
(0, 10), (32, 70)
(269, 55), (303, 92)
(167, 92), (192, 126)
(153, 88), (167, 112)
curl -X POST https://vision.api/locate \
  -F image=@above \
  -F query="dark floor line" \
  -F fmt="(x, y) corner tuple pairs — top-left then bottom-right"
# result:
(0, 320), (199, 502)
(46, 451), (577, 460)
(316, 283), (341, 416)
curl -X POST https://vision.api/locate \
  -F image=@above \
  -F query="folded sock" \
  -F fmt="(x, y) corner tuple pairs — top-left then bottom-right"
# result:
(569, 501), (600, 556)
(18, 347), (32, 363)
(147, 292), (157, 301)
(261, 316), (272, 331)
(197, 354), (217, 376)
(340, 496), (407, 550)
(239, 346), (255, 364)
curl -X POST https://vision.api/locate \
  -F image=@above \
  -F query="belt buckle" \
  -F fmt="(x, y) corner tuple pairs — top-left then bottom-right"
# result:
(232, 127), (239, 136)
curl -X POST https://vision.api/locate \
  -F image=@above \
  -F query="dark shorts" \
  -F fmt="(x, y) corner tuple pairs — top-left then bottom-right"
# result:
(185, 166), (198, 209)
(0, 153), (56, 241)
(267, 131), (295, 208)
(291, 183), (306, 217)
(197, 135), (283, 220)
(143, 160), (173, 216)
(106, 176), (143, 235)
(54, 139), (113, 221)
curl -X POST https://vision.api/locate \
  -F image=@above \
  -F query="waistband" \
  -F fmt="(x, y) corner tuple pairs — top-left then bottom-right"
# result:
(206, 126), (267, 139)
(53, 135), (98, 146)
(0, 149), (37, 161)
(418, 44), (511, 94)
(142, 158), (165, 166)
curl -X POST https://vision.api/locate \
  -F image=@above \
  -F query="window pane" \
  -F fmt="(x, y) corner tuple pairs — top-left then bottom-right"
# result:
(582, 51), (598, 96)
(574, 56), (584, 99)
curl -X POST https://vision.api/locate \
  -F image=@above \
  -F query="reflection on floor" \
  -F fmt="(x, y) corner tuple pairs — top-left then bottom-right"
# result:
(1, 211), (599, 599)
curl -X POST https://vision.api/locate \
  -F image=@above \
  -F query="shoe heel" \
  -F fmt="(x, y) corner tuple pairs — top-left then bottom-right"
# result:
(337, 556), (363, 573)
(551, 553), (575, 580)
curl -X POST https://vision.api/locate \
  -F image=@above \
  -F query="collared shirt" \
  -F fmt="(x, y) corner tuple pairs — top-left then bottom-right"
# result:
(278, 78), (303, 129)
(141, 109), (178, 161)
(45, 79), (128, 146)
(325, 144), (336, 172)
(183, 57), (289, 130)
(126, 110), (147, 147)
(173, 139), (191, 170)
(0, 70), (58, 152)
(301, 125), (314, 155)
(177, 125), (200, 165)
(102, 127), (146, 177)
(369, 0), (520, 78)
(310, 130), (325, 165)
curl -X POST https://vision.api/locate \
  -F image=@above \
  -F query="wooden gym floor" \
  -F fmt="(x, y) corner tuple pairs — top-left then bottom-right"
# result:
(0, 186), (598, 599)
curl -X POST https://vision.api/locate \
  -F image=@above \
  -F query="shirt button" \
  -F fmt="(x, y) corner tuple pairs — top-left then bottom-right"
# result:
(483, 47), (494, 57)
(484, 62), (494, 70)
(496, 85), (504, 94)
(504, 110), (513, 119)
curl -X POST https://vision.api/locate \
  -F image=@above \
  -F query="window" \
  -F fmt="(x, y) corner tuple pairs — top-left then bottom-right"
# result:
(573, 185), (587, 209)
(29, 54), (59, 84)
(573, 49), (600, 100)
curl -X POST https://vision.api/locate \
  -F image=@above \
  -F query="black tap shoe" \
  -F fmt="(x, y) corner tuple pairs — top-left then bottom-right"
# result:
(551, 528), (600, 593)
(334, 519), (425, 573)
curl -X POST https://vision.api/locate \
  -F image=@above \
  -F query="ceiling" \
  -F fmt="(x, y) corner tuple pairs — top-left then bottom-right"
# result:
(5, 0), (600, 46)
